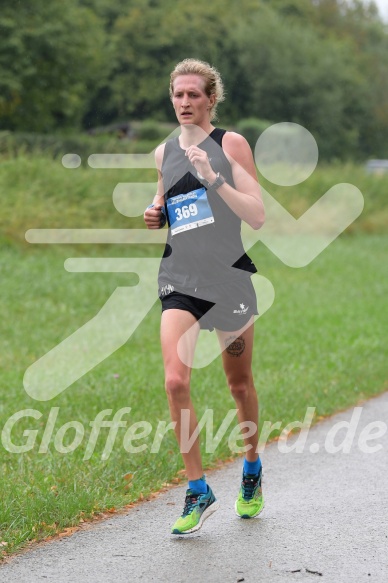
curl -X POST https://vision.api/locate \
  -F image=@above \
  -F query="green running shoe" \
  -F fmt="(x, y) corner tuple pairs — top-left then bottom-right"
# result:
(235, 469), (264, 519)
(171, 485), (219, 534)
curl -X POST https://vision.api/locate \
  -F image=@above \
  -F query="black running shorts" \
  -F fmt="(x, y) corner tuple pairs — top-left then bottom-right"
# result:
(159, 276), (258, 331)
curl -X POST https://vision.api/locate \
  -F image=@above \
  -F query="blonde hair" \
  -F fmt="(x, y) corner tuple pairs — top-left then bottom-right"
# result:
(169, 58), (225, 121)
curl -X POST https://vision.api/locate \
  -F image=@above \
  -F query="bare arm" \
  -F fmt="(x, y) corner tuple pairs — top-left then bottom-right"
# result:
(185, 132), (265, 230)
(144, 143), (166, 230)
(221, 132), (265, 229)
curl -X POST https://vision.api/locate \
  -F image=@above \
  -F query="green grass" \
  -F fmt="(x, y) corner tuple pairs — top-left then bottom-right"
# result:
(0, 154), (387, 557)
(0, 237), (387, 557)
(0, 155), (388, 247)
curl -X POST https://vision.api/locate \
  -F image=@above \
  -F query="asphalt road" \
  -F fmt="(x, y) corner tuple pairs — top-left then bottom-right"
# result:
(1, 393), (387, 583)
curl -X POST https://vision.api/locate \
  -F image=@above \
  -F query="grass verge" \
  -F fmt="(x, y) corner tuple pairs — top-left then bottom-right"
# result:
(0, 234), (387, 557)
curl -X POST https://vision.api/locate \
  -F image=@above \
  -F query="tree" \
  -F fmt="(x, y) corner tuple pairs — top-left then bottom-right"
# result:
(228, 4), (371, 159)
(0, 0), (108, 131)
(105, 0), (232, 122)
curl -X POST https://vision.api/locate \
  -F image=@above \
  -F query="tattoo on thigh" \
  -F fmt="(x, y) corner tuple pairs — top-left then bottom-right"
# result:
(225, 335), (245, 357)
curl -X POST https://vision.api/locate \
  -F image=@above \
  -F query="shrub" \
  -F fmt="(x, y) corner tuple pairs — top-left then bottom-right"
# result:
(235, 118), (273, 149)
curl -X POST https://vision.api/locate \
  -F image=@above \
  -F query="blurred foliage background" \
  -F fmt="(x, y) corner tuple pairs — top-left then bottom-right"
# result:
(1, 0), (387, 555)
(0, 0), (387, 161)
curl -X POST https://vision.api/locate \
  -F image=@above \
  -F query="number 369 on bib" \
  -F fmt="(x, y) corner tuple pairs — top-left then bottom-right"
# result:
(167, 187), (215, 236)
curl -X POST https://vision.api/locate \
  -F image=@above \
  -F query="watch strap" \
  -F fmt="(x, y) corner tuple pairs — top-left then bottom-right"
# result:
(207, 172), (225, 190)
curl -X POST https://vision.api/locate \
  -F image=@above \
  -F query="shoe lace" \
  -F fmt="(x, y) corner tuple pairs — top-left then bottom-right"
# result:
(241, 473), (260, 500)
(182, 492), (199, 516)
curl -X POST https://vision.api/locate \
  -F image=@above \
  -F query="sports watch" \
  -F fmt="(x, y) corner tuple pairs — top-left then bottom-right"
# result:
(198, 171), (226, 190)
(208, 172), (226, 190)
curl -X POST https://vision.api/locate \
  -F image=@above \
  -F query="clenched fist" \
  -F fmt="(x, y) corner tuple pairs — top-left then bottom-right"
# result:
(144, 204), (167, 229)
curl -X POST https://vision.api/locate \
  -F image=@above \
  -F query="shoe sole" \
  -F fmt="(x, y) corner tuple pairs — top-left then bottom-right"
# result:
(171, 500), (220, 535)
(235, 500), (264, 519)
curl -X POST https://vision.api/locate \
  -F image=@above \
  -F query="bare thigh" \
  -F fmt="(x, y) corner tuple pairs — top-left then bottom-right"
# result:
(216, 317), (255, 382)
(160, 309), (200, 383)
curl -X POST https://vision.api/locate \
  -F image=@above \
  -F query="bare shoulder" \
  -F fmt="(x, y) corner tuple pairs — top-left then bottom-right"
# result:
(222, 131), (251, 159)
(222, 132), (253, 165)
(154, 142), (166, 171)
(222, 130), (258, 180)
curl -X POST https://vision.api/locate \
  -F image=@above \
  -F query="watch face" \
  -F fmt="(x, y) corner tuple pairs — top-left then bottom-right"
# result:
(215, 174), (225, 188)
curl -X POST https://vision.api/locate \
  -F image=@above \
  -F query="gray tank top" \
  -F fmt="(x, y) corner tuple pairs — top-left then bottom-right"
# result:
(158, 128), (257, 290)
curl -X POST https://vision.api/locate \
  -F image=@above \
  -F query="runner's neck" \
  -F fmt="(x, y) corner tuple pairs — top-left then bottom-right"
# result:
(179, 124), (215, 150)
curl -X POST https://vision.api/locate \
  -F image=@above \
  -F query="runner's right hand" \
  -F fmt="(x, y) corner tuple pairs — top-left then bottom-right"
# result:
(144, 204), (165, 229)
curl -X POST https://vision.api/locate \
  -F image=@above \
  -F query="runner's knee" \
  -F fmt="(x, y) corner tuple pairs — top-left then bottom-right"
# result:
(165, 373), (190, 400)
(227, 375), (253, 400)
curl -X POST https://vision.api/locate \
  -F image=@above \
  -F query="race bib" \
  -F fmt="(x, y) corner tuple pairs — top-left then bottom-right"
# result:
(166, 187), (215, 236)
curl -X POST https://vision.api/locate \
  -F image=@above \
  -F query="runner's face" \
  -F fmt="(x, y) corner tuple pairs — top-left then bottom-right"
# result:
(172, 75), (215, 127)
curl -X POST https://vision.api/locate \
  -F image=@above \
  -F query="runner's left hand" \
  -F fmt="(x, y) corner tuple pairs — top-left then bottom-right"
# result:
(185, 146), (216, 184)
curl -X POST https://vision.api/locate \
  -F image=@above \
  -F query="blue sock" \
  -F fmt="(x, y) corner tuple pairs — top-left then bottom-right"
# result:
(188, 475), (207, 494)
(243, 456), (262, 476)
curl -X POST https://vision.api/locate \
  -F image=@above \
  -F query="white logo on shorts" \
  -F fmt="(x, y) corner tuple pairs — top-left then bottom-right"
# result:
(233, 303), (249, 315)
(160, 284), (175, 297)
